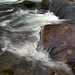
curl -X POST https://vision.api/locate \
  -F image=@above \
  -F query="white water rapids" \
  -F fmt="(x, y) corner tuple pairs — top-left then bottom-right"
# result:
(0, 9), (72, 74)
(0, 9), (62, 59)
(0, 0), (73, 74)
(0, 0), (42, 4)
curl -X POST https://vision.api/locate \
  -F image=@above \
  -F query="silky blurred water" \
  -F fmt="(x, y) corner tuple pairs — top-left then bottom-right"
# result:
(0, 9), (60, 60)
(0, 0), (42, 4)
(0, 1), (72, 74)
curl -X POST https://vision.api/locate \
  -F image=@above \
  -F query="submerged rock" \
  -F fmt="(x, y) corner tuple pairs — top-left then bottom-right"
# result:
(42, 1), (75, 75)
(41, 0), (52, 10)
(0, 0), (75, 75)
(21, 1), (36, 8)
(43, 24), (75, 74)
(51, 0), (75, 20)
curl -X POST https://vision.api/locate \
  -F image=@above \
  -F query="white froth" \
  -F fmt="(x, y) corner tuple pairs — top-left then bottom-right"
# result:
(0, 9), (71, 74)
(0, 9), (64, 61)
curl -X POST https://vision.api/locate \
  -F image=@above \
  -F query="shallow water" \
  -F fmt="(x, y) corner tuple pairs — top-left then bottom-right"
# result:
(0, 0), (73, 74)
(0, 0), (42, 5)
(0, 9), (59, 60)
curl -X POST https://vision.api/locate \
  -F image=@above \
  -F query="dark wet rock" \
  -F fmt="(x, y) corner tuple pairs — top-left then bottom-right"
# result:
(0, 51), (33, 75)
(0, 50), (73, 75)
(2, 69), (14, 75)
(50, 0), (68, 15)
(41, 0), (52, 10)
(0, 1), (40, 11)
(51, 0), (75, 20)
(43, 24), (75, 47)
(21, 1), (36, 8)
(72, 63), (75, 74)
(43, 24), (75, 74)
(43, 24), (75, 62)
(0, 51), (45, 75)
(42, 1), (75, 74)
(0, 0), (75, 75)
(0, 51), (50, 75)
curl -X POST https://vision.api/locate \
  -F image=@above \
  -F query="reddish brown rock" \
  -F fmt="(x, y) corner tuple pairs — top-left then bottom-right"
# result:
(43, 24), (75, 47)
(0, 0), (75, 75)
(43, 24), (75, 74)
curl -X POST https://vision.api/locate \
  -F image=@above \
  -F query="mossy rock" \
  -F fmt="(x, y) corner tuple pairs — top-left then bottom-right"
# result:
(21, 1), (36, 8)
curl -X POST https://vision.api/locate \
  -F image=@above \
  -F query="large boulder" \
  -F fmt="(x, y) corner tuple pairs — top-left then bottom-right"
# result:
(0, 0), (75, 75)
(42, 2), (75, 74)
(43, 24), (75, 74)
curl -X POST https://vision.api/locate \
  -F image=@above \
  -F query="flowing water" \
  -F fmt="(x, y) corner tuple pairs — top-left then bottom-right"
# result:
(0, 0), (42, 4)
(0, 0), (73, 75)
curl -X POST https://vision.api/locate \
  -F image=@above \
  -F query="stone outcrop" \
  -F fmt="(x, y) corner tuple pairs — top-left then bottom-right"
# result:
(43, 0), (75, 75)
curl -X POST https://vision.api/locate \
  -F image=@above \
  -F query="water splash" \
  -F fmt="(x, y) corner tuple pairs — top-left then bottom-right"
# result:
(0, 9), (73, 74)
(0, 9), (63, 56)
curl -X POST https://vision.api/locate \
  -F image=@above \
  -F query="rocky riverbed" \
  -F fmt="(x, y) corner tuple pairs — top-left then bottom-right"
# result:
(0, 0), (75, 75)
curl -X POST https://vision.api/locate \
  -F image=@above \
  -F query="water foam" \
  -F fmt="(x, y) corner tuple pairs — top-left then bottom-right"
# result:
(0, 9), (72, 74)
(0, 9), (60, 58)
